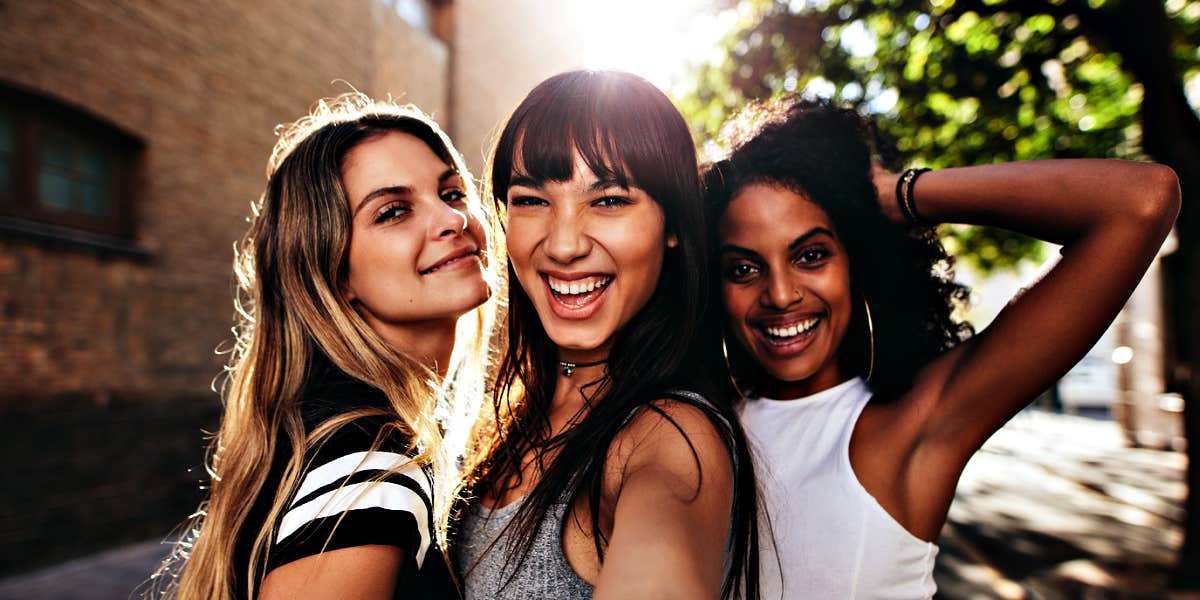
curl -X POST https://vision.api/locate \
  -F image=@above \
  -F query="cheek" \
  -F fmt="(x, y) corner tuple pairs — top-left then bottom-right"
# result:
(616, 233), (665, 294)
(346, 236), (371, 290)
(348, 232), (419, 294)
(613, 213), (666, 272)
(830, 268), (853, 316)
(722, 285), (755, 331)
(504, 220), (537, 268)
(720, 284), (741, 315)
(466, 214), (487, 253)
(821, 269), (855, 342)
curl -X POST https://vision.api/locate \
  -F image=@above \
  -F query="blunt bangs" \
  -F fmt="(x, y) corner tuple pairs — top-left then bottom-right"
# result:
(491, 71), (697, 212)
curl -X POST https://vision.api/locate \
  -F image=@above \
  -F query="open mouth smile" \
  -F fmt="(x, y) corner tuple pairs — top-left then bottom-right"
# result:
(752, 314), (822, 356)
(542, 273), (613, 319)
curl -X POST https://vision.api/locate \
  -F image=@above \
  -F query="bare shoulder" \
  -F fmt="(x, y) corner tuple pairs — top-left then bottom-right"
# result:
(608, 398), (734, 500)
(592, 399), (736, 597)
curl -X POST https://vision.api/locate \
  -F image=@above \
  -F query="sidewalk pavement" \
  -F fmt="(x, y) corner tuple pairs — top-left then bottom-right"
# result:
(0, 409), (1186, 599)
(933, 409), (1186, 599)
(0, 539), (168, 600)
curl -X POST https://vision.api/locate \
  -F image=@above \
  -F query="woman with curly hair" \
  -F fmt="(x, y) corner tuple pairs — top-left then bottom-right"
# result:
(702, 98), (1179, 599)
(153, 94), (497, 599)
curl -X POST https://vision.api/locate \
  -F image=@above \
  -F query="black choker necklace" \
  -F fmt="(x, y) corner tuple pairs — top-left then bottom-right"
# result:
(557, 358), (608, 377)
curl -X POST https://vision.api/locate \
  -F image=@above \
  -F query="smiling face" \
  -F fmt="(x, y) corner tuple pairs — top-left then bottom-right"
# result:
(505, 152), (676, 362)
(340, 131), (489, 345)
(718, 182), (852, 398)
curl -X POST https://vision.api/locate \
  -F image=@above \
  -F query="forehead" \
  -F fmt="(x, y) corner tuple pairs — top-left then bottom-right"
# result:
(719, 183), (836, 242)
(342, 132), (448, 185)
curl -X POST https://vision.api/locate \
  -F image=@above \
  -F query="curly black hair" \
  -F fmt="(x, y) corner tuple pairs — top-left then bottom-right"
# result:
(702, 97), (973, 401)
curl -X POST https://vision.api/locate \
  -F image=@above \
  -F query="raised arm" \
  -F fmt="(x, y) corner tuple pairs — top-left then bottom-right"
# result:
(865, 160), (1179, 535)
(592, 400), (735, 600)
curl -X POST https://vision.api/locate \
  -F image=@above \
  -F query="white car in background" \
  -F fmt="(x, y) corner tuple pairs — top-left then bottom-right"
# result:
(1057, 353), (1119, 412)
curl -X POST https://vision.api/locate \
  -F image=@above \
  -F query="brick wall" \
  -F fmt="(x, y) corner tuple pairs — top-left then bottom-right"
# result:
(450, 0), (588, 175)
(0, 0), (449, 575)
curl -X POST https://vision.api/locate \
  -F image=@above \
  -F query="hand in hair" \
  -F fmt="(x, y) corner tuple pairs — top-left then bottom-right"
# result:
(854, 159), (1180, 540)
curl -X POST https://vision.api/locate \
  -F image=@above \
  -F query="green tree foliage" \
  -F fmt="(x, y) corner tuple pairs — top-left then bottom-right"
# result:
(677, 0), (1200, 272)
(679, 1), (1200, 585)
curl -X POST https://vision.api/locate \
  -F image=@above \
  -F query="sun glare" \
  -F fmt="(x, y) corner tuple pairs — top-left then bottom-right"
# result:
(577, 0), (738, 92)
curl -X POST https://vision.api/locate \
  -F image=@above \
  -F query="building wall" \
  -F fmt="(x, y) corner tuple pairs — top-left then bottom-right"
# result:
(0, 0), (449, 574)
(450, 0), (588, 174)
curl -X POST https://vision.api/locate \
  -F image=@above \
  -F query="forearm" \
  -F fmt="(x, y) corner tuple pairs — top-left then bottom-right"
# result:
(901, 158), (1179, 452)
(880, 159), (1179, 246)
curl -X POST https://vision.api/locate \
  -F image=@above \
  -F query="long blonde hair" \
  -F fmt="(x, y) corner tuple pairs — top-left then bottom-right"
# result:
(149, 94), (497, 599)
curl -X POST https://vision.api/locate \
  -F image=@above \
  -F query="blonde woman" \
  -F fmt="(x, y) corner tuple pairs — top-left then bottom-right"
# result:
(154, 94), (496, 599)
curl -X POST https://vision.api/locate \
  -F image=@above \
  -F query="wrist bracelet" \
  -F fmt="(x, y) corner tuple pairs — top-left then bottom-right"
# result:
(896, 167), (931, 225)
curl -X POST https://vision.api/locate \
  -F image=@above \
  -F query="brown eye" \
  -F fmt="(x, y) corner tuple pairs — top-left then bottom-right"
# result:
(441, 189), (467, 204)
(509, 195), (547, 207)
(592, 195), (632, 208)
(375, 202), (411, 223)
(795, 247), (832, 266)
(725, 262), (760, 283)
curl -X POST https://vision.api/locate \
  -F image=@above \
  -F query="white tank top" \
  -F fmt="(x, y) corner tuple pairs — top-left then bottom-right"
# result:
(740, 377), (938, 600)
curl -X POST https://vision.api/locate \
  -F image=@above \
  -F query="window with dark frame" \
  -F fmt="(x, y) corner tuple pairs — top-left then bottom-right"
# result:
(0, 83), (142, 242)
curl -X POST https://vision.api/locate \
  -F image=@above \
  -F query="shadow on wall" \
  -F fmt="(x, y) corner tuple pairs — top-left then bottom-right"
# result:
(0, 393), (219, 577)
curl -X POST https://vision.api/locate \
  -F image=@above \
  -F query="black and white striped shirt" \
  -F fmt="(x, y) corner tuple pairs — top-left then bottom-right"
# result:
(232, 360), (458, 599)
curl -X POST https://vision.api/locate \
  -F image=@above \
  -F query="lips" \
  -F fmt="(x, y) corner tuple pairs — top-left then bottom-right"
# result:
(420, 246), (480, 275)
(763, 316), (819, 340)
(541, 271), (613, 319)
(750, 313), (823, 356)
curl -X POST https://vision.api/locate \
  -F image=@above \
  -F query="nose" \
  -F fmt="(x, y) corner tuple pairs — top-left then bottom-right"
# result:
(543, 209), (590, 264)
(762, 270), (803, 309)
(431, 202), (469, 239)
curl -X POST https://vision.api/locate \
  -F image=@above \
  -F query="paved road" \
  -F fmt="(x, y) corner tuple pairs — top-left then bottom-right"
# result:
(0, 539), (170, 600)
(0, 410), (1185, 599)
(934, 410), (1185, 599)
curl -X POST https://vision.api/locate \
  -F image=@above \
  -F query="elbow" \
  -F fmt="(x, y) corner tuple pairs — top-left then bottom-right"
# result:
(1132, 163), (1181, 235)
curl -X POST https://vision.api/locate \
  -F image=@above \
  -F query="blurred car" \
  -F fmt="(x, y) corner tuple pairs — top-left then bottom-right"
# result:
(1058, 353), (1118, 412)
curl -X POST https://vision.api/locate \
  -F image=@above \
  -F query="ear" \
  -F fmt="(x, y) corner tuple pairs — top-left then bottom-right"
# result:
(666, 232), (679, 248)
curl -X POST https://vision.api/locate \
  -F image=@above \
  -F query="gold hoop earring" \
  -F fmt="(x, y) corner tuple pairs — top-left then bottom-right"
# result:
(721, 336), (746, 398)
(862, 294), (875, 382)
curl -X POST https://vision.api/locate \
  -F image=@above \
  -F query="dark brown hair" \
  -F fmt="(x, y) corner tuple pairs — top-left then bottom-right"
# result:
(460, 71), (760, 599)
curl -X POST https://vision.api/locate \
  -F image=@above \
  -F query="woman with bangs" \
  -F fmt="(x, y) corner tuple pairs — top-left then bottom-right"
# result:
(454, 70), (759, 600)
(703, 97), (1180, 598)
(151, 94), (496, 599)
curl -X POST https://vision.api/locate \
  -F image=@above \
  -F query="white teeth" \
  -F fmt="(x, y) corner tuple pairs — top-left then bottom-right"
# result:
(548, 275), (611, 295)
(764, 318), (819, 338)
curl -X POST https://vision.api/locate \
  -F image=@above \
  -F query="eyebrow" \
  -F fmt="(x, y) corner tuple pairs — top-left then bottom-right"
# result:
(589, 176), (629, 192)
(508, 174), (542, 190)
(720, 227), (837, 257)
(353, 168), (460, 217)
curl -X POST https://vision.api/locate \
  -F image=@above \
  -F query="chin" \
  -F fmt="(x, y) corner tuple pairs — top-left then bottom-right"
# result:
(766, 366), (813, 385)
(754, 355), (818, 384)
(542, 324), (610, 352)
(440, 285), (491, 318)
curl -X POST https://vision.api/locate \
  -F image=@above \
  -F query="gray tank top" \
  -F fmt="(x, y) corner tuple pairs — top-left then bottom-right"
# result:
(454, 390), (731, 599)
(455, 497), (593, 600)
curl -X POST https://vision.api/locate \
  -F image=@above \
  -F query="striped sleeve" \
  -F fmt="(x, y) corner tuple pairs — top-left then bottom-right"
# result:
(267, 419), (435, 571)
